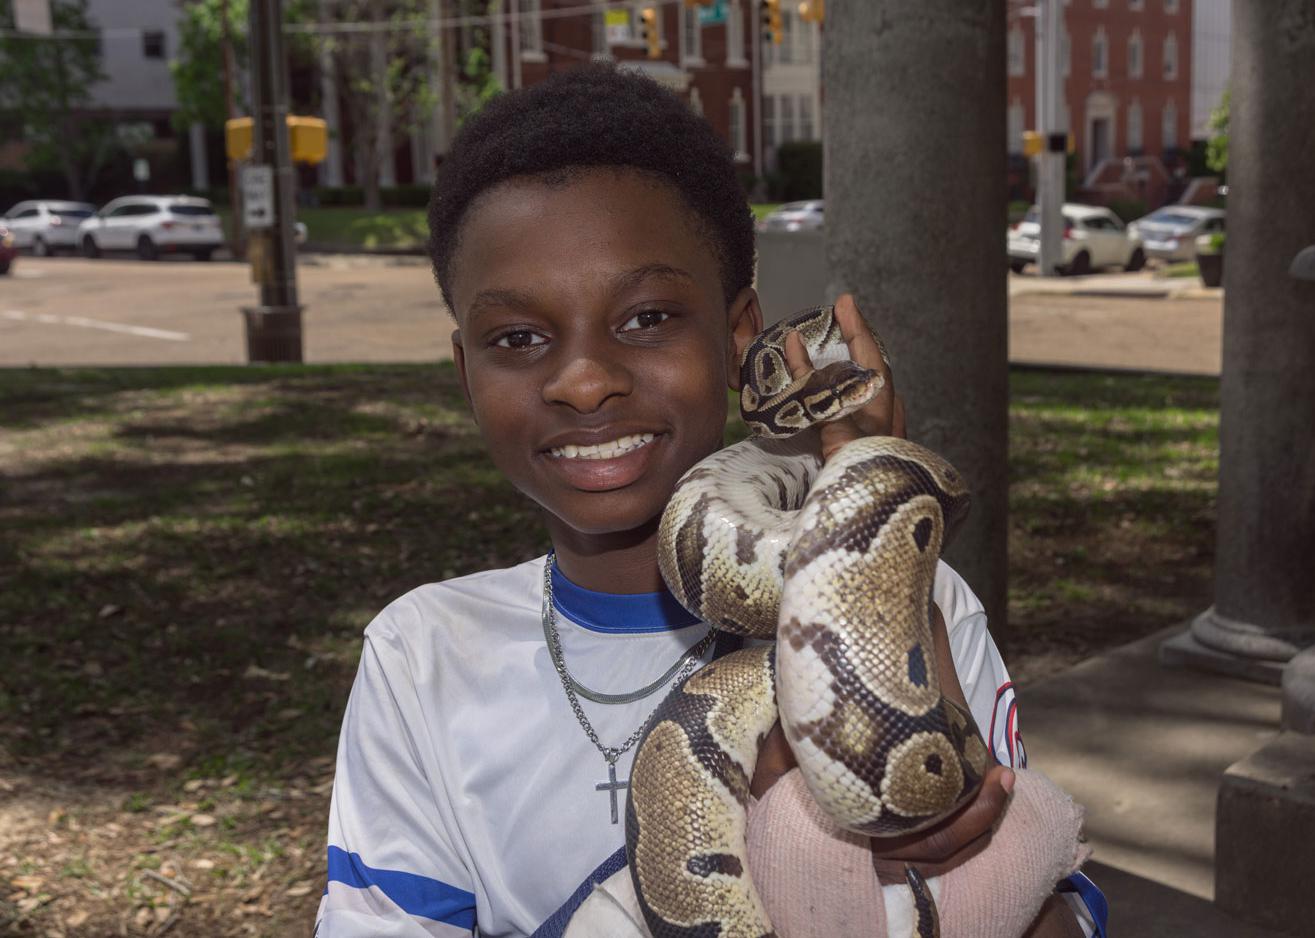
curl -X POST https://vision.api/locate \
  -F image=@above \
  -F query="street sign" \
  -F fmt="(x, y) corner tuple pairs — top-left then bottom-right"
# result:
(241, 165), (274, 230)
(605, 9), (630, 44)
(132, 158), (150, 183)
(699, 0), (728, 26)
(13, 0), (52, 35)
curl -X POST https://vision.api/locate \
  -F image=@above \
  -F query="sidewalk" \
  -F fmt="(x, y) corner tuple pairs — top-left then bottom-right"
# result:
(1008, 268), (1222, 302)
(1021, 626), (1293, 936)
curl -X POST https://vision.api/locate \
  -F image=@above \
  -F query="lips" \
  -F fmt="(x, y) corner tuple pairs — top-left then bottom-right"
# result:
(540, 429), (664, 492)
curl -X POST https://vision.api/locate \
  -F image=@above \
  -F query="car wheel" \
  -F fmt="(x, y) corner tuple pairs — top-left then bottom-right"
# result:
(81, 235), (100, 258)
(137, 236), (159, 261)
(1125, 247), (1146, 272)
(1065, 250), (1092, 276)
(1009, 261), (1027, 274)
(192, 248), (214, 262)
(32, 236), (50, 257)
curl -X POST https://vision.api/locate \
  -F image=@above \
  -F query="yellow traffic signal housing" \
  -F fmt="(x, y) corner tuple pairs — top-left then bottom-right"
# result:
(798, 0), (825, 23)
(640, 7), (660, 58)
(762, 0), (783, 45)
(225, 115), (329, 165)
(1022, 130), (1043, 157)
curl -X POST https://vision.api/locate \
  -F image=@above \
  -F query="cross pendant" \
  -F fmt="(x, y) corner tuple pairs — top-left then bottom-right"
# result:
(595, 761), (629, 825)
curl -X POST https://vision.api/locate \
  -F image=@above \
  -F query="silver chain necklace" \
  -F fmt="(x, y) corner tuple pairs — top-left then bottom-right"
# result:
(541, 555), (716, 822)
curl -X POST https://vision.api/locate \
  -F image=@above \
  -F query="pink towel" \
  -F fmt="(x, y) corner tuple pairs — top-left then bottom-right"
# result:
(744, 768), (1090, 938)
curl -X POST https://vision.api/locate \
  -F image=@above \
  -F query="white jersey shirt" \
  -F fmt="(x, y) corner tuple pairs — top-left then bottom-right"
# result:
(316, 555), (1023, 938)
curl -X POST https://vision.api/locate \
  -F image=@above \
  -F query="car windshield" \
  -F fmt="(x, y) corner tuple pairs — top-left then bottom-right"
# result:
(779, 201), (819, 213)
(1146, 211), (1201, 227)
(55, 209), (93, 220)
(168, 204), (215, 216)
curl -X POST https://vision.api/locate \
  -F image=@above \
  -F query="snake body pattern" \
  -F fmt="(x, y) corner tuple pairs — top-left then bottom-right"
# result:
(624, 306), (991, 938)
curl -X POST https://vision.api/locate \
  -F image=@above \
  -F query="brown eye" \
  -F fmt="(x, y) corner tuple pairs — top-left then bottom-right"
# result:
(494, 330), (546, 349)
(620, 309), (671, 332)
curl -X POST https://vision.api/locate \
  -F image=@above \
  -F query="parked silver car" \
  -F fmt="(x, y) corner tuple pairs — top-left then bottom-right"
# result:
(2, 200), (97, 255)
(757, 200), (824, 232)
(1126, 206), (1226, 262)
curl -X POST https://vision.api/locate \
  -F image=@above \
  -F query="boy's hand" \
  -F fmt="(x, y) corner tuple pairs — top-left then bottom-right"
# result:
(783, 293), (906, 462)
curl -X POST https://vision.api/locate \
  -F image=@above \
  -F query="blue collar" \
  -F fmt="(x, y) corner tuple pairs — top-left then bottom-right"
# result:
(550, 561), (701, 634)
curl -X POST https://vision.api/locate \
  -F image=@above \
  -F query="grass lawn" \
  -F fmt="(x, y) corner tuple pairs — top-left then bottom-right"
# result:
(1161, 260), (1201, 278)
(0, 364), (1219, 935)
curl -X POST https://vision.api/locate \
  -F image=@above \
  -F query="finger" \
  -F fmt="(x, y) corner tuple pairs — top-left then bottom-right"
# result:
(870, 765), (1014, 865)
(783, 328), (813, 380)
(834, 294), (892, 384)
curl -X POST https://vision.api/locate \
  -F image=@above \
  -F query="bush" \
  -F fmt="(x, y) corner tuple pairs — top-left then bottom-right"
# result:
(0, 168), (69, 211)
(1108, 198), (1148, 224)
(313, 184), (431, 209)
(772, 141), (823, 202)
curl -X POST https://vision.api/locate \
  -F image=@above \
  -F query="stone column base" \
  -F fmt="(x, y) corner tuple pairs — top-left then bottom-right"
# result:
(1191, 606), (1313, 663)
(1216, 732), (1315, 934)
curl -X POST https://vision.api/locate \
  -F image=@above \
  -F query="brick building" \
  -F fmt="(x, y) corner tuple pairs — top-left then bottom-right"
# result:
(1006, 0), (1194, 180)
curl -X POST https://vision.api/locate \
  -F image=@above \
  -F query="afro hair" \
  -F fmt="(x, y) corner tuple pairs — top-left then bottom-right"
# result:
(427, 62), (755, 314)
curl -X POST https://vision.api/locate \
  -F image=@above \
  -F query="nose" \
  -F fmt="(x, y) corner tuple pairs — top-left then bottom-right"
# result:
(542, 338), (633, 414)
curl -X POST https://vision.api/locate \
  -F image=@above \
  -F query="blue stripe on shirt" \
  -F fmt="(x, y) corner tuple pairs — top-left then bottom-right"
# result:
(1060, 872), (1109, 938)
(326, 845), (476, 929)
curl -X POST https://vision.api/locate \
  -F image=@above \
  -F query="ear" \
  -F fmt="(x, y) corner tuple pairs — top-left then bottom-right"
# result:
(451, 329), (477, 421)
(725, 287), (764, 391)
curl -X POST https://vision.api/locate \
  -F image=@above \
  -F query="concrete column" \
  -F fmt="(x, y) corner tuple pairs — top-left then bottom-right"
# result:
(823, 1), (1009, 644)
(189, 121), (209, 191)
(1190, 0), (1315, 663)
(318, 2), (345, 187)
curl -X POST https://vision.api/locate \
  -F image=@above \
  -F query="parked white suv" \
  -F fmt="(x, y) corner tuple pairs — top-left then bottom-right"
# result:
(1008, 203), (1146, 275)
(77, 195), (225, 261)
(2, 200), (97, 255)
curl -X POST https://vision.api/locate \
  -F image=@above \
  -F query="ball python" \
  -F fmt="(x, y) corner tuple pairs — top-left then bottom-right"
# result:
(624, 306), (991, 938)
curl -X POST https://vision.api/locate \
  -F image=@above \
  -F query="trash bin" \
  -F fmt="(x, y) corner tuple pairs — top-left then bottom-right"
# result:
(241, 305), (304, 363)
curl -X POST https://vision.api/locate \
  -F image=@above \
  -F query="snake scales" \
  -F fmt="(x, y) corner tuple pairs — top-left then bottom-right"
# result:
(624, 306), (991, 938)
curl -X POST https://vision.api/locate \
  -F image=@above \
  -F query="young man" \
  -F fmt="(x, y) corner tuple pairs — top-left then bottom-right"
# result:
(318, 63), (1100, 938)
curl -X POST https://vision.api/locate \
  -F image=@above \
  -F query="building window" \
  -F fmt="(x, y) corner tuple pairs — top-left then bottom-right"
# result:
(1008, 25), (1026, 77)
(1008, 98), (1026, 154)
(680, 6), (703, 64)
(1165, 0), (1179, 13)
(779, 95), (795, 143)
(518, 0), (543, 55)
(1092, 27), (1108, 78)
(1094, 0), (1108, 8)
(1162, 100), (1178, 149)
(1127, 98), (1143, 151)
(798, 95), (814, 140)
(1129, 0), (1144, 10)
(1128, 30), (1143, 78)
(762, 95), (776, 149)
(729, 88), (747, 159)
(1163, 32), (1178, 79)
(689, 85), (703, 116)
(142, 30), (165, 60)
(726, 1), (746, 65)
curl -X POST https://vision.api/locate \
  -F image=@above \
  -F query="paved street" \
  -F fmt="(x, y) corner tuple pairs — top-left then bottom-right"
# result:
(0, 256), (453, 366)
(1, 256), (1223, 374)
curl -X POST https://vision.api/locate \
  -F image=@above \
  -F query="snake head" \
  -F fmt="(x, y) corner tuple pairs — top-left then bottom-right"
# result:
(798, 361), (883, 424)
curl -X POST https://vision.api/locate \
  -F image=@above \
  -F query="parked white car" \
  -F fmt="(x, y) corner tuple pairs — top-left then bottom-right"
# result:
(757, 200), (824, 232)
(2, 200), (97, 255)
(1126, 206), (1225, 262)
(1008, 203), (1145, 275)
(77, 195), (225, 261)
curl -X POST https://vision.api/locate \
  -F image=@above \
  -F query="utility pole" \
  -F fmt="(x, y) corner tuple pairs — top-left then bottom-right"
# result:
(242, 0), (303, 362)
(1034, 0), (1066, 276)
(220, 0), (244, 258)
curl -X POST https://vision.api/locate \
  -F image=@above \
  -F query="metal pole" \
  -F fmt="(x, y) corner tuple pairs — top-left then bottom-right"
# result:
(242, 0), (303, 363)
(1035, 0), (1065, 276)
(221, 0), (245, 258)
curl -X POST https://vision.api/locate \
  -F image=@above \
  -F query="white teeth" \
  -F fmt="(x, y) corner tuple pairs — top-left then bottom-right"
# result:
(550, 432), (656, 460)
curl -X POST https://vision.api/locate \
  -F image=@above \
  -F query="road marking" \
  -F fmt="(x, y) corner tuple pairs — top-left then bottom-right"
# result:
(12, 268), (47, 279)
(1, 309), (190, 342)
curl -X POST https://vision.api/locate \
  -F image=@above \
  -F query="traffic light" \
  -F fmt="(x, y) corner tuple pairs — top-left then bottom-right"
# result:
(798, 0), (825, 23)
(640, 6), (660, 59)
(762, 0), (783, 45)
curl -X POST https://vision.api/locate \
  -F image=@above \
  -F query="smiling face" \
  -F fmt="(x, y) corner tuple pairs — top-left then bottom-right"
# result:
(448, 169), (760, 569)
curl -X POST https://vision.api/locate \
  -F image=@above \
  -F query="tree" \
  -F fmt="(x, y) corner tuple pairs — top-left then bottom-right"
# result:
(170, 0), (249, 133)
(1206, 88), (1229, 176)
(0, 0), (117, 199)
(313, 1), (434, 211)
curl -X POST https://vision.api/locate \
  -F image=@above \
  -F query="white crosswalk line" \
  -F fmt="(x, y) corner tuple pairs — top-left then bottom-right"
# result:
(1, 309), (189, 341)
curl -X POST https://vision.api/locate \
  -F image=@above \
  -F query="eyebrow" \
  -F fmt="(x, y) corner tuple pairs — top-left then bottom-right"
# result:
(464, 263), (696, 329)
